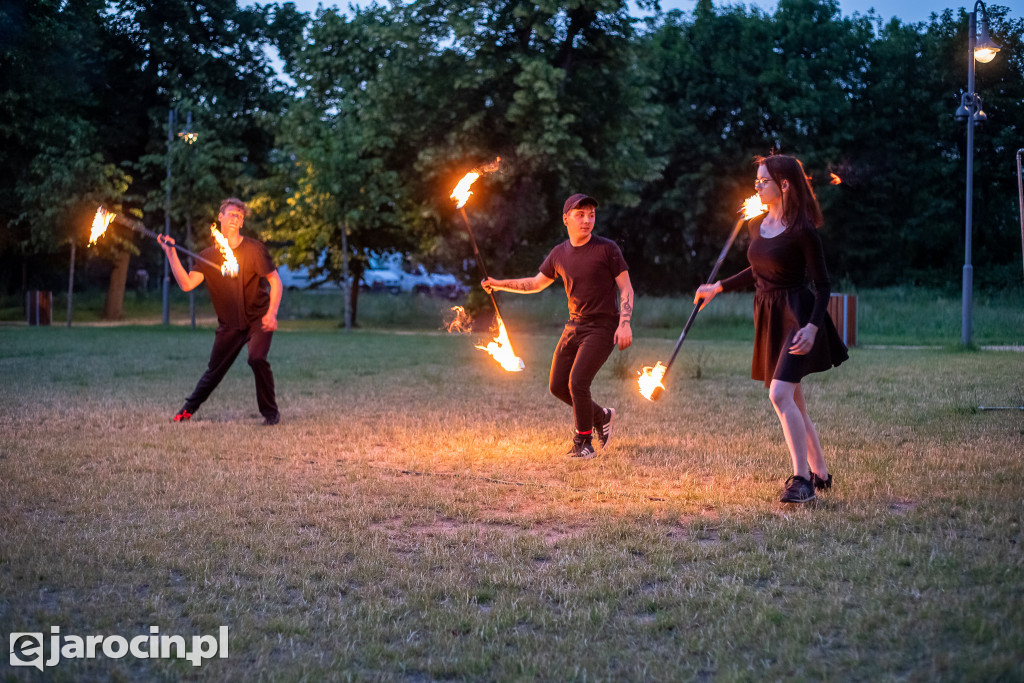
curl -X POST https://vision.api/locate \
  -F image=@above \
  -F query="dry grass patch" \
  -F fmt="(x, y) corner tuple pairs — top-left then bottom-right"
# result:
(2, 326), (1023, 681)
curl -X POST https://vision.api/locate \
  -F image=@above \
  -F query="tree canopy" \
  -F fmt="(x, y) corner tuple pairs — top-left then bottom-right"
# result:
(3, 0), (1022, 303)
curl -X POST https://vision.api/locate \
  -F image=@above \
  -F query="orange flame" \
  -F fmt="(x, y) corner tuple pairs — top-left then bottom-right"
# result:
(446, 306), (524, 371)
(445, 305), (474, 333)
(829, 172), (842, 185)
(450, 157), (501, 209)
(740, 194), (768, 220)
(88, 207), (115, 246)
(637, 362), (668, 401)
(451, 172), (480, 209)
(475, 314), (525, 372)
(210, 223), (239, 277)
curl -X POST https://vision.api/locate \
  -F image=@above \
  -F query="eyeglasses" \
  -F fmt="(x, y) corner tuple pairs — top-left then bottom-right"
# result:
(754, 178), (774, 188)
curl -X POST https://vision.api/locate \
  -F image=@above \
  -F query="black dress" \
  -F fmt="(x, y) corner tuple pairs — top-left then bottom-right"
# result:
(720, 214), (848, 387)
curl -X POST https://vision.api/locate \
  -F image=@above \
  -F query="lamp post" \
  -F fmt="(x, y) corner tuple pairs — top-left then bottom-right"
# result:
(178, 111), (198, 330)
(954, 0), (1000, 346)
(163, 108), (175, 325)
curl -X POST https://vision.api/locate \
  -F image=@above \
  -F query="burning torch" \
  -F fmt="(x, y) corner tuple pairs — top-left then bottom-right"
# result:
(89, 207), (238, 277)
(638, 194), (767, 401)
(450, 159), (525, 372)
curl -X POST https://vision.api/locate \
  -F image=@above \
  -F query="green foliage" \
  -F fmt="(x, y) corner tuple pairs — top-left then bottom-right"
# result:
(1, 0), (290, 297)
(621, 1), (1024, 294)
(0, 0), (131, 258)
(112, 1), (291, 233)
(270, 0), (663, 288)
(3, 0), (1023, 301)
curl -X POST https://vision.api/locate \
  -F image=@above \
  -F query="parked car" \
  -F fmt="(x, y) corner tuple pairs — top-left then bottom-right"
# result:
(400, 263), (439, 295)
(370, 252), (468, 298)
(276, 264), (343, 291)
(277, 248), (403, 294)
(425, 269), (468, 299)
(360, 268), (401, 294)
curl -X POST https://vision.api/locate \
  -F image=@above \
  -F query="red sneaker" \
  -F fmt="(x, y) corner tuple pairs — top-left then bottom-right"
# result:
(173, 408), (192, 422)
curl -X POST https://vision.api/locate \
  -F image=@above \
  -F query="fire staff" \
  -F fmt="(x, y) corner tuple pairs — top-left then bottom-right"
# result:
(695, 155), (848, 504)
(158, 198), (283, 426)
(483, 193), (633, 459)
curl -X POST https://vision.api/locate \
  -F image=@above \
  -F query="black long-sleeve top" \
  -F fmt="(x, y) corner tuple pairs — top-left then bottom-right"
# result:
(720, 214), (832, 327)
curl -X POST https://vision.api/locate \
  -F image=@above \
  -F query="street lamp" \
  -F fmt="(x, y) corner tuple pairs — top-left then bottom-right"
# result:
(954, 0), (1000, 346)
(162, 108), (200, 327)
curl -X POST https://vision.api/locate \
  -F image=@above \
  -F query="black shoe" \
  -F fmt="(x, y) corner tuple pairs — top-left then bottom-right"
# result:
(780, 475), (816, 504)
(595, 408), (616, 448)
(261, 413), (280, 426)
(568, 437), (595, 460)
(811, 472), (832, 491)
(173, 407), (192, 422)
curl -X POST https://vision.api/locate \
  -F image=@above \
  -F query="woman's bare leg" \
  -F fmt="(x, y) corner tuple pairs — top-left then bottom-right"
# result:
(793, 384), (828, 479)
(768, 379), (810, 479)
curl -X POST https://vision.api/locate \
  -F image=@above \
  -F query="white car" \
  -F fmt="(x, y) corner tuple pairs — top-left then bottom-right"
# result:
(276, 264), (343, 291)
(399, 263), (439, 295)
(391, 258), (468, 298)
(364, 252), (468, 298)
(360, 268), (401, 294)
(426, 269), (468, 299)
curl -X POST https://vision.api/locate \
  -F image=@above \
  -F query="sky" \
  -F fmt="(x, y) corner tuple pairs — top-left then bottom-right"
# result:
(280, 0), (968, 25)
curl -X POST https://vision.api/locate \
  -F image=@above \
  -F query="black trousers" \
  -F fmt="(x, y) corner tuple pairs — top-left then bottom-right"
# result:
(548, 318), (617, 434)
(183, 321), (278, 419)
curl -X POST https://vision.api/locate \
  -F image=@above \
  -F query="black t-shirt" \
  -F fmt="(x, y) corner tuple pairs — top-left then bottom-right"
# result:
(539, 235), (628, 321)
(195, 235), (276, 328)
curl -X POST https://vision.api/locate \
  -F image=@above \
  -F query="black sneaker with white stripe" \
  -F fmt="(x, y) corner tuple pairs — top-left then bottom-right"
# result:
(568, 436), (596, 459)
(596, 408), (615, 448)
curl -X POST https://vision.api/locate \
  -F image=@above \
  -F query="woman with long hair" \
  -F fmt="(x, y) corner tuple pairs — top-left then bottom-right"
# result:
(695, 154), (848, 503)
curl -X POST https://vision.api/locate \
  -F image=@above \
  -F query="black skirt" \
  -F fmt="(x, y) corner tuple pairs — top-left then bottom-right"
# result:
(751, 287), (849, 387)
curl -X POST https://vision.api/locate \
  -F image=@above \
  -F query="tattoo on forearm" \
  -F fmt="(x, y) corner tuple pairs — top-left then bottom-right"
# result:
(506, 280), (534, 292)
(620, 294), (633, 320)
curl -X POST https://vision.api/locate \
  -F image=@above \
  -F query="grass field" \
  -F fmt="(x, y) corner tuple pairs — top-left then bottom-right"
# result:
(2, 290), (1023, 681)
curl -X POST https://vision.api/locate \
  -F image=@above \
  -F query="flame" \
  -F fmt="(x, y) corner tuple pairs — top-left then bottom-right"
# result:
(445, 305), (474, 333)
(829, 172), (842, 185)
(740, 194), (768, 220)
(451, 172), (480, 209)
(210, 223), (239, 277)
(88, 207), (115, 246)
(475, 314), (525, 372)
(637, 362), (668, 401)
(446, 306), (524, 371)
(450, 157), (501, 209)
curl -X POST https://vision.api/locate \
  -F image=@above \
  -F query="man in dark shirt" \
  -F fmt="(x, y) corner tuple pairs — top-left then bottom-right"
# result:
(483, 193), (633, 459)
(158, 198), (283, 425)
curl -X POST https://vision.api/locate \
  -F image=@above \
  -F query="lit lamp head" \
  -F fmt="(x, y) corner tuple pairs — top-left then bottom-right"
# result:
(974, 11), (1000, 64)
(954, 5), (1000, 124)
(972, 8), (999, 123)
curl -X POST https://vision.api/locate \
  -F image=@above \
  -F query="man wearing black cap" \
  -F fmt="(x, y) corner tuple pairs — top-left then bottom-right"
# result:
(483, 193), (633, 459)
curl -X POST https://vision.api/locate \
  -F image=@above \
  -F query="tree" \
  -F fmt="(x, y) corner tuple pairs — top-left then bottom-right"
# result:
(0, 0), (133, 293)
(270, 0), (663, 325)
(101, 1), (289, 316)
(258, 6), (412, 328)
(623, 0), (876, 294)
(1, 0), (289, 316)
(829, 6), (1024, 288)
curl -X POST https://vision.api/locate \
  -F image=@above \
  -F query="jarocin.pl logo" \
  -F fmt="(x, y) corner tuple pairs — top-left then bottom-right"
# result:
(9, 625), (229, 670)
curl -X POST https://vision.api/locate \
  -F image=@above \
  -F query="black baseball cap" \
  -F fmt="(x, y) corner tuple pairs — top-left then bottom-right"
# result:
(563, 193), (598, 215)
